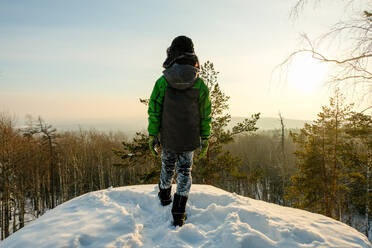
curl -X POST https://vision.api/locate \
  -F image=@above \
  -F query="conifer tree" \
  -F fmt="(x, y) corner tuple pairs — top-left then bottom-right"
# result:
(193, 61), (260, 187)
(287, 89), (371, 228)
(344, 112), (372, 236)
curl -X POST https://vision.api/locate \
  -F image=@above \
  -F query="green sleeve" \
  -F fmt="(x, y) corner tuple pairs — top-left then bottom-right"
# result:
(199, 79), (212, 139)
(148, 77), (167, 136)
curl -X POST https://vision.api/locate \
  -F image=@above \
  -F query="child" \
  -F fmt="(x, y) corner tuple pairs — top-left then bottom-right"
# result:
(147, 36), (212, 226)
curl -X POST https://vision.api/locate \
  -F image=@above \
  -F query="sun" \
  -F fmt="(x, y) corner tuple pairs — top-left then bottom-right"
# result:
(288, 54), (329, 93)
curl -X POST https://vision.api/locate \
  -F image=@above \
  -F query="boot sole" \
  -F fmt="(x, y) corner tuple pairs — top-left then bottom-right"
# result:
(160, 199), (172, 206)
(172, 213), (187, 226)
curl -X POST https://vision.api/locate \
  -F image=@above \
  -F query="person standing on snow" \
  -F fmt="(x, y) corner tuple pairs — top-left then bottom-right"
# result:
(147, 36), (212, 227)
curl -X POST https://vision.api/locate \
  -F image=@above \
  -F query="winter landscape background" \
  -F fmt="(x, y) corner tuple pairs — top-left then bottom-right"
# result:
(1, 0), (371, 247)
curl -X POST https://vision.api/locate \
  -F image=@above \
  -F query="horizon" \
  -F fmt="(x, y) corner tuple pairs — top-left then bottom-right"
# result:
(12, 115), (310, 138)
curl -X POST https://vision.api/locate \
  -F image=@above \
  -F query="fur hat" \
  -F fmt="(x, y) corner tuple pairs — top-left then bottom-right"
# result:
(163, 36), (199, 69)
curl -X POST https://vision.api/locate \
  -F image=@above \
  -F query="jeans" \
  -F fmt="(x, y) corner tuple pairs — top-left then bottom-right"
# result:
(159, 150), (194, 196)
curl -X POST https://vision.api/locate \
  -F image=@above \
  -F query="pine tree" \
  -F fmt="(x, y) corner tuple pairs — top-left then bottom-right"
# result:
(112, 132), (161, 184)
(193, 61), (260, 187)
(287, 89), (354, 219)
(344, 112), (372, 236)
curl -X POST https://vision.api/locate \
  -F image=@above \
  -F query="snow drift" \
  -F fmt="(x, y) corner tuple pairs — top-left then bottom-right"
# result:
(0, 184), (370, 248)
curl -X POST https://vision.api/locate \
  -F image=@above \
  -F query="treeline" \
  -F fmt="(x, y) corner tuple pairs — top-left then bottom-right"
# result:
(0, 115), (139, 240)
(225, 129), (297, 204)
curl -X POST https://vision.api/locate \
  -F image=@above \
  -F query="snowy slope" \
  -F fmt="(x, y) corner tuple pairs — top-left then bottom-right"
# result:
(0, 185), (371, 248)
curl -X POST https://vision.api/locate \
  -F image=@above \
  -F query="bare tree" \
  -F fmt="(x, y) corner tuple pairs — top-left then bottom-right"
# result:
(24, 117), (58, 209)
(278, 0), (372, 107)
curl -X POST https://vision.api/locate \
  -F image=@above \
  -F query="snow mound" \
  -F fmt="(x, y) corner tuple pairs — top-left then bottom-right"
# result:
(1, 184), (371, 248)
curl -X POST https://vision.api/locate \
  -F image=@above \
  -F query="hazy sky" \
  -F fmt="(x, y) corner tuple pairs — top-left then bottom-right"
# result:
(0, 0), (368, 123)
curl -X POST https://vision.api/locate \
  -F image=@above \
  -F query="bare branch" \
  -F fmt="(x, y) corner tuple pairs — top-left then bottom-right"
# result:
(360, 105), (372, 113)
(277, 7), (372, 102)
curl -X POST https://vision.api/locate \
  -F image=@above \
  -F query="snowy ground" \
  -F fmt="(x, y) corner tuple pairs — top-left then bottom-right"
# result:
(0, 184), (371, 248)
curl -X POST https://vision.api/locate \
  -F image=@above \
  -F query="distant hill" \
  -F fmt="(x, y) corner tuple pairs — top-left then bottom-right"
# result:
(24, 116), (309, 137)
(230, 117), (308, 131)
(49, 118), (147, 134)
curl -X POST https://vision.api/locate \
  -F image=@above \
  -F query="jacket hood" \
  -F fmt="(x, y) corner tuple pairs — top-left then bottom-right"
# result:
(163, 63), (199, 90)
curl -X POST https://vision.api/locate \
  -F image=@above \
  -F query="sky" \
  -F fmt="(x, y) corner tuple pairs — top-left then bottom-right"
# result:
(0, 0), (369, 125)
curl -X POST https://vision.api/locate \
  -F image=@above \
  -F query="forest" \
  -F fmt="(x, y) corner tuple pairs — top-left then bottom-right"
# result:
(0, 62), (370, 240)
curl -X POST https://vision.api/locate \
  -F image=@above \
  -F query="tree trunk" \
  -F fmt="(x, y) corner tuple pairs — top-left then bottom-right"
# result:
(366, 160), (370, 237)
(1, 199), (3, 240)
(12, 203), (16, 233)
(18, 196), (25, 229)
(49, 138), (55, 209)
(3, 190), (9, 238)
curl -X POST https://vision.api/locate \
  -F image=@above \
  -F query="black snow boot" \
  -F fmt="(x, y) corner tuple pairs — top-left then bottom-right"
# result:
(158, 184), (172, 206)
(172, 193), (188, 227)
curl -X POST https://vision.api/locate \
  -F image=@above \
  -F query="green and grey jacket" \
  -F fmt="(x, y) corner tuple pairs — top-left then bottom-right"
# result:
(148, 63), (211, 152)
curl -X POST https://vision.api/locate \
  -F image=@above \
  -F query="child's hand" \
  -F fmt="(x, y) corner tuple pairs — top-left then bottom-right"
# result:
(149, 135), (159, 157)
(199, 138), (209, 159)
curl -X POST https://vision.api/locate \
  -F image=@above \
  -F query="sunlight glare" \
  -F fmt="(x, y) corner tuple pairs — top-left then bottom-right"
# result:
(288, 54), (329, 93)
